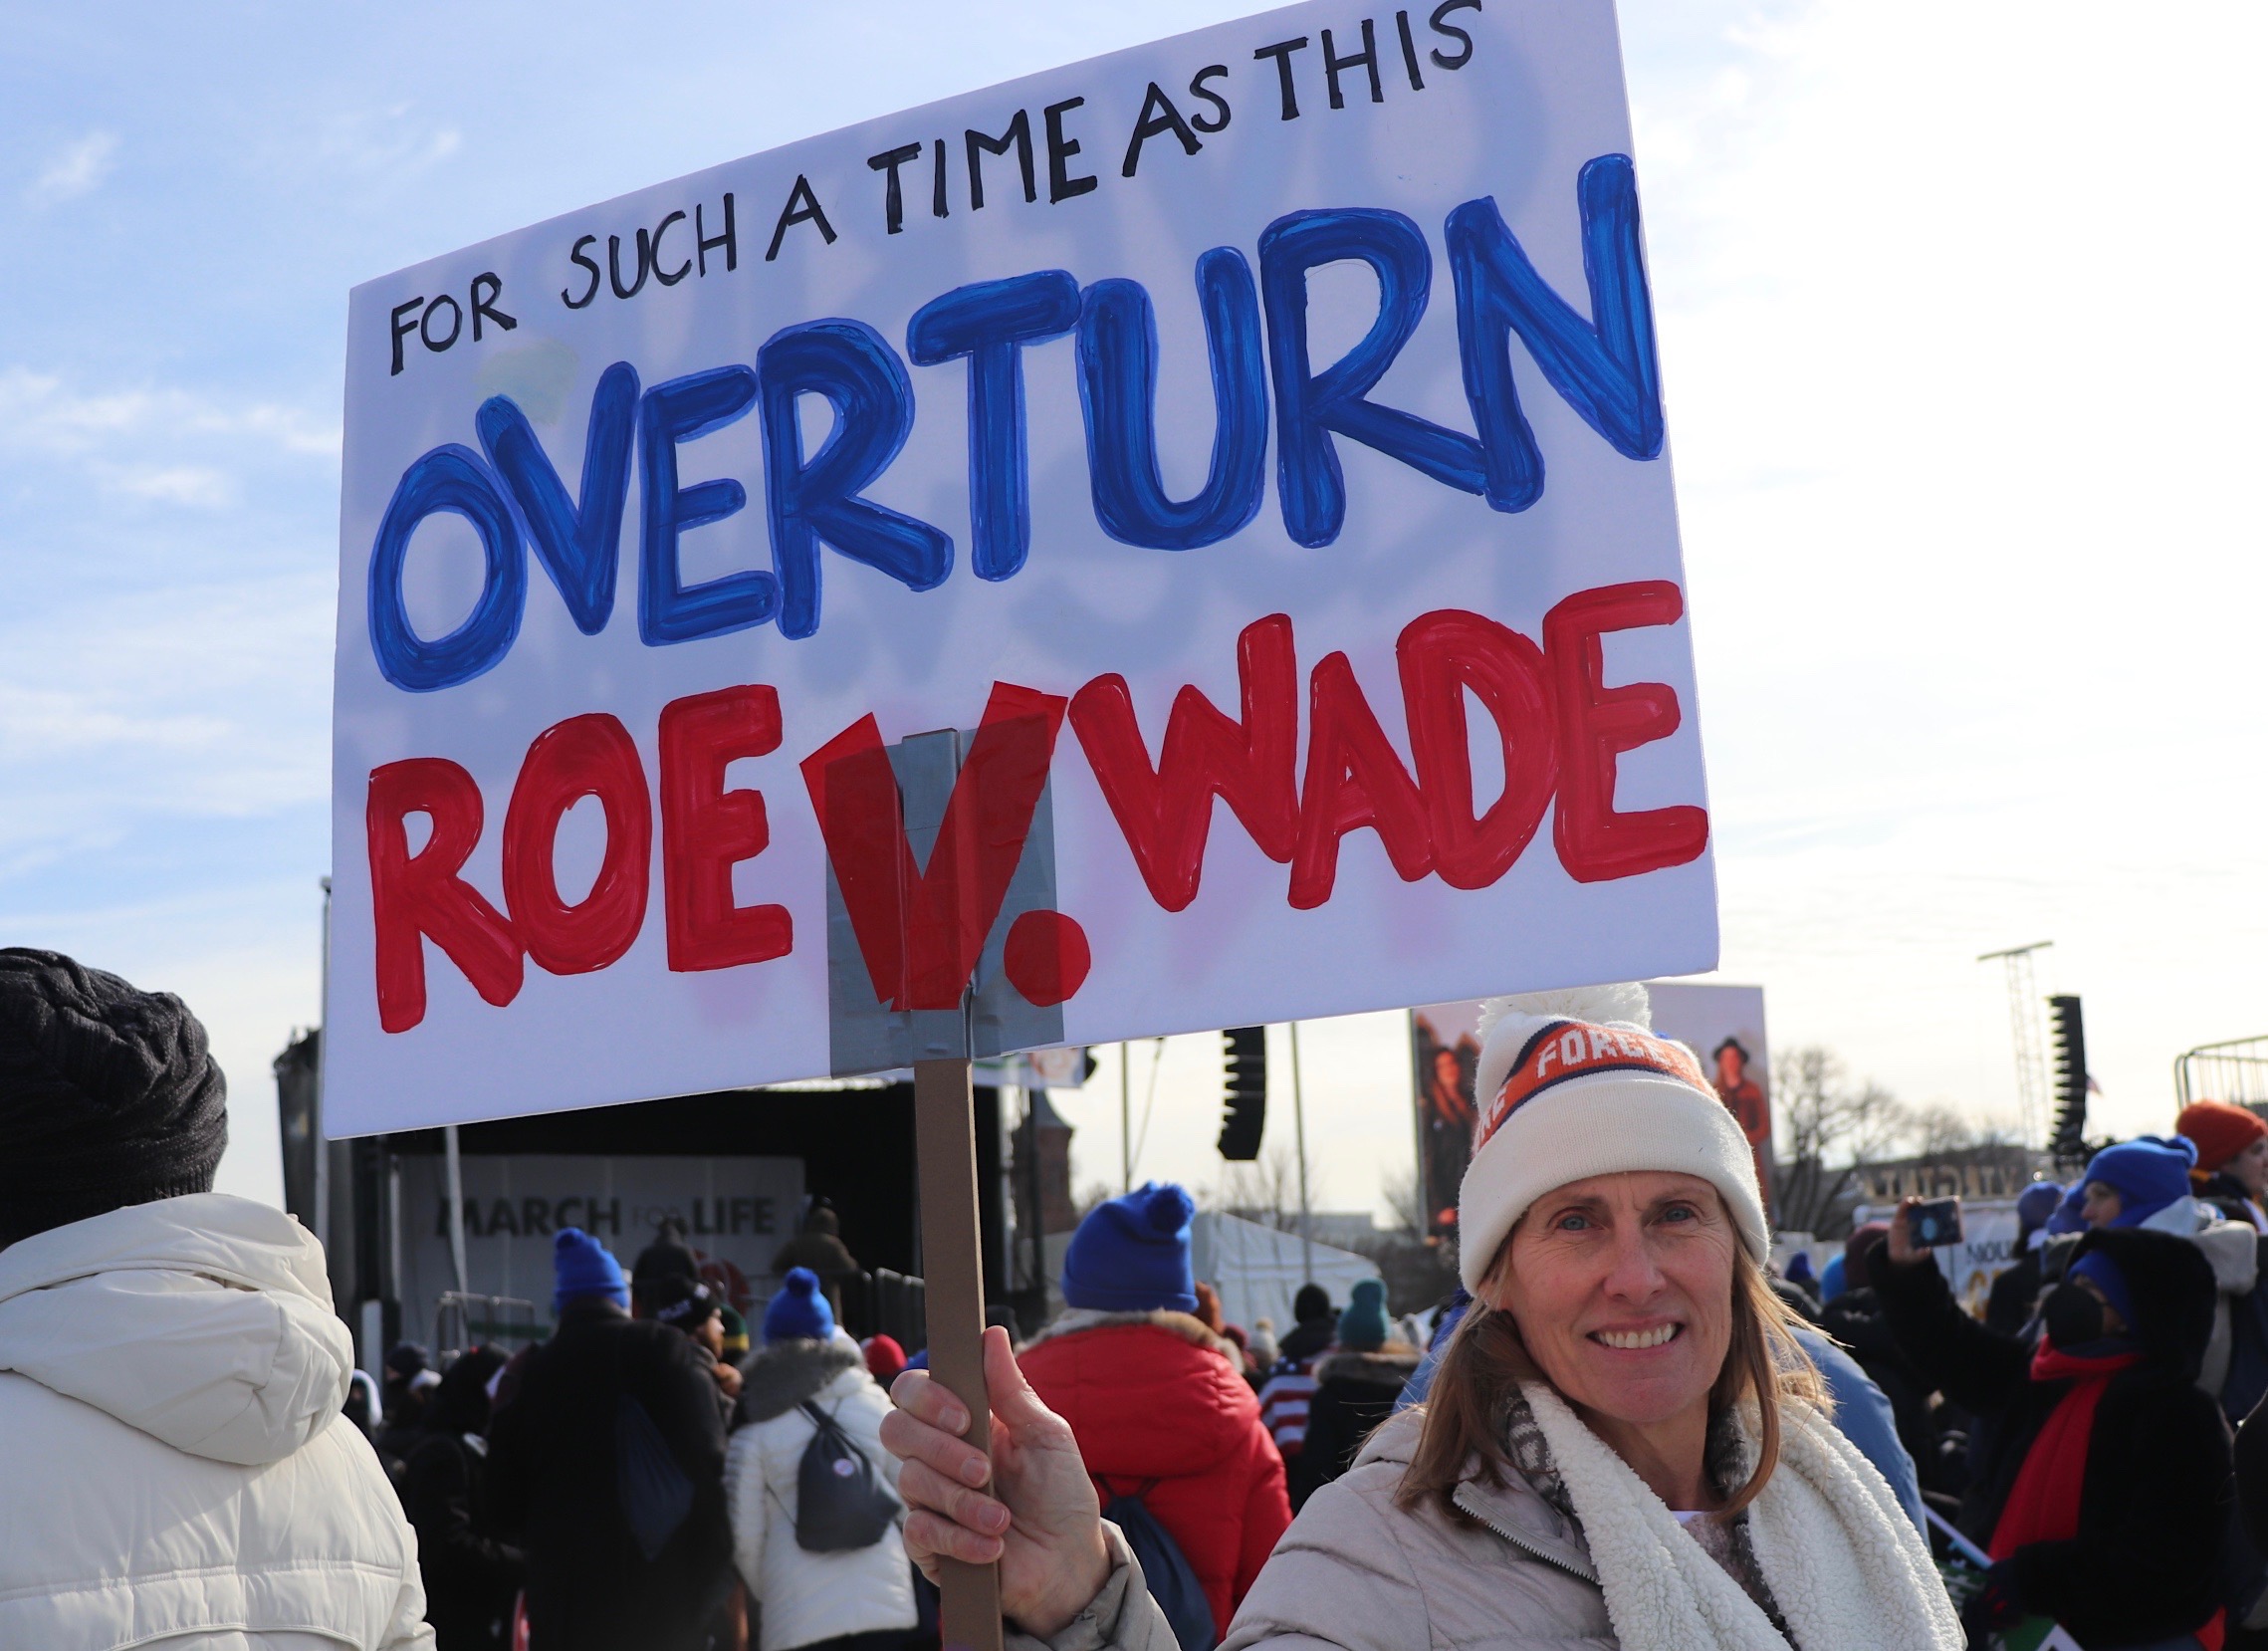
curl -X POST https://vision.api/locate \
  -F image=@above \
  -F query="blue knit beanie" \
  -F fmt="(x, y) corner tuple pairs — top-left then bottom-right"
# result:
(2070, 1249), (2138, 1334)
(1818, 1252), (1847, 1302)
(553, 1227), (628, 1312)
(1337, 1278), (1390, 1351)
(1061, 1182), (1197, 1313)
(763, 1267), (836, 1343)
(2083, 1135), (2198, 1227)
(2016, 1180), (2064, 1230)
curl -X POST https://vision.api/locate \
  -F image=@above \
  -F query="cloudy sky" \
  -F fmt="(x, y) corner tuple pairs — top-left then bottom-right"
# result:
(1, 1), (2260, 1219)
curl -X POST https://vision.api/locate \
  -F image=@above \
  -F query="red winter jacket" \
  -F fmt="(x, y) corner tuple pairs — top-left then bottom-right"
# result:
(1020, 1310), (1291, 1635)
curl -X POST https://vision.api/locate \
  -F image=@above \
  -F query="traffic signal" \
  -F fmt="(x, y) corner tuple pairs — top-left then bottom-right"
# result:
(2048, 995), (2088, 1159)
(1219, 1027), (1266, 1160)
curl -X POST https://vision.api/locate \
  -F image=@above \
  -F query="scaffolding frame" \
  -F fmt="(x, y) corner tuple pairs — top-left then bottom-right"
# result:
(1978, 942), (2053, 1149)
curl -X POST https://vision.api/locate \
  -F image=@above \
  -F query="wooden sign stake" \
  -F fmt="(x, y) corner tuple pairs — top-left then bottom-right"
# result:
(914, 1054), (1005, 1651)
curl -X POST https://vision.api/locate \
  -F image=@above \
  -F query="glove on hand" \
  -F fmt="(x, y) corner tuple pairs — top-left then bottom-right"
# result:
(1958, 1561), (2025, 1647)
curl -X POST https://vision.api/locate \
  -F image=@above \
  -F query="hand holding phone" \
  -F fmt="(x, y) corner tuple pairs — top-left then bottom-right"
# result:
(1910, 1197), (1964, 1249)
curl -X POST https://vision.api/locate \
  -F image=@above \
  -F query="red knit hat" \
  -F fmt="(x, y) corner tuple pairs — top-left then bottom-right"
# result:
(861, 1333), (907, 1384)
(2177, 1100), (2267, 1173)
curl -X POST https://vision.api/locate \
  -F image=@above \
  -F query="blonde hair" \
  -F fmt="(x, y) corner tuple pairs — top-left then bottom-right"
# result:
(1397, 1243), (1827, 1521)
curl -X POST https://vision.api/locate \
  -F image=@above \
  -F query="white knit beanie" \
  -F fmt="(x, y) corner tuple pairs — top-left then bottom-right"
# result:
(1457, 983), (1767, 1290)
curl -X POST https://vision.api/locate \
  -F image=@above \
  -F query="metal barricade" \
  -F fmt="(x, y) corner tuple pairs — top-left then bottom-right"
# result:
(2174, 1036), (2268, 1110)
(837, 1268), (928, 1352)
(434, 1291), (541, 1358)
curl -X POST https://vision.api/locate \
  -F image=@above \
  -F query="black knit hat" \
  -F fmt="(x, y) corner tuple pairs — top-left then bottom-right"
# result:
(649, 1274), (720, 1331)
(0, 948), (228, 1247)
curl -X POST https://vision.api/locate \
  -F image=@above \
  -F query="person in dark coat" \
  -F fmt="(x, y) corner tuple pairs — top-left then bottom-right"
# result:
(1274, 1283), (1338, 1363)
(399, 1346), (521, 1650)
(650, 1272), (742, 1420)
(2237, 1387), (2268, 1558)
(376, 1341), (437, 1482)
(1290, 1280), (1418, 1509)
(632, 1219), (702, 1318)
(1256, 1284), (1339, 1465)
(1985, 1181), (2066, 1336)
(487, 1228), (733, 1651)
(771, 1200), (860, 1321)
(1876, 1199), (2233, 1648)
(1817, 1224), (1954, 1495)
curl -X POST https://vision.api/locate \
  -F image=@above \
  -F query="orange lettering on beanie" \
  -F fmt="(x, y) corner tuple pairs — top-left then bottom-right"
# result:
(1475, 1020), (1710, 1151)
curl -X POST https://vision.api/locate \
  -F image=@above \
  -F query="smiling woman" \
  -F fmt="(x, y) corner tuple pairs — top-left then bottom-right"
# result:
(1400, 1168), (1801, 1523)
(878, 983), (1964, 1651)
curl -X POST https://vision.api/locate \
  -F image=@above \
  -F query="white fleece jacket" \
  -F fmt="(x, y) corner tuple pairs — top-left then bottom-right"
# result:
(0, 1194), (432, 1651)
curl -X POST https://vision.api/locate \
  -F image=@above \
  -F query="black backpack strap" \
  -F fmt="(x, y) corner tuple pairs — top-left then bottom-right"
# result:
(800, 1398), (857, 1450)
(1093, 1474), (1162, 1503)
(798, 1397), (891, 1487)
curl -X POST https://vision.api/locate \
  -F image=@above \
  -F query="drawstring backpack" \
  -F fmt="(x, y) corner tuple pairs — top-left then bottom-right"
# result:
(785, 1399), (901, 1552)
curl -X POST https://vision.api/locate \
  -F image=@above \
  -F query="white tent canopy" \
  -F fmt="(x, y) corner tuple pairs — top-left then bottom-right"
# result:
(1190, 1212), (1382, 1339)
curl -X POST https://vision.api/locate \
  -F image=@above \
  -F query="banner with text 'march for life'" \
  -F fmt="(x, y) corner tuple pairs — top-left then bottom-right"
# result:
(327, 0), (1718, 1134)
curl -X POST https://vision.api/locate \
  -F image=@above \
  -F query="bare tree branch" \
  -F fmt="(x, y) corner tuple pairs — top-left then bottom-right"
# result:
(1773, 1046), (1909, 1237)
(1379, 1167), (1428, 1238)
(1201, 1146), (1306, 1231)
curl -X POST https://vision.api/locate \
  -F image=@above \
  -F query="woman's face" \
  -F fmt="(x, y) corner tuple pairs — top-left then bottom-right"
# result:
(2231, 1137), (2268, 1200)
(2081, 1180), (2124, 1229)
(1486, 1170), (1738, 1431)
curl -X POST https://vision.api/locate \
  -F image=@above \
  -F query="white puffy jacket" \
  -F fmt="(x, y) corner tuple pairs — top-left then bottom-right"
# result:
(724, 1335), (914, 1651)
(0, 1193), (433, 1650)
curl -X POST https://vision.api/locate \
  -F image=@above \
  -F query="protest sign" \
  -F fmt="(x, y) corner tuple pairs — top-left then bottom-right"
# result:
(1411, 981), (1757, 1246)
(329, 0), (1705, 1133)
(327, 0), (1713, 1133)
(1646, 981), (1771, 1214)
(1411, 999), (1483, 1242)
(333, 5), (1711, 1634)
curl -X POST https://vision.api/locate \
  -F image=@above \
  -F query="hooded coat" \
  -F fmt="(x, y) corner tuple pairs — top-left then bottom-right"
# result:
(724, 1334), (914, 1651)
(1875, 1225), (2235, 1646)
(1814, 1285), (1950, 1493)
(1019, 1308), (1291, 1636)
(1289, 1343), (1422, 1509)
(0, 1193), (432, 1650)
(397, 1352), (522, 1650)
(485, 1297), (732, 1651)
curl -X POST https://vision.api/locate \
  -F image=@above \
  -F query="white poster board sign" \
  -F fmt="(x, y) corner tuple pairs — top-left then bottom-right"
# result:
(328, 0), (1715, 1133)
(1646, 981), (1770, 1213)
(398, 1152), (804, 1342)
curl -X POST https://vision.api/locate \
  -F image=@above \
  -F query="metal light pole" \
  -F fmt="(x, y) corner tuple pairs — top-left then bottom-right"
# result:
(1120, 1042), (1132, 1194)
(1290, 1022), (1312, 1287)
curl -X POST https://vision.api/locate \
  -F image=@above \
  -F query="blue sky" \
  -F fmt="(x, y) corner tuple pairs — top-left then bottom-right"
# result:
(2, 1), (2262, 1215)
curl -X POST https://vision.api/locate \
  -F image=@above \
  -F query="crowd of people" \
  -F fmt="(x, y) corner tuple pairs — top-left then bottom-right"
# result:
(9, 948), (2268, 1651)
